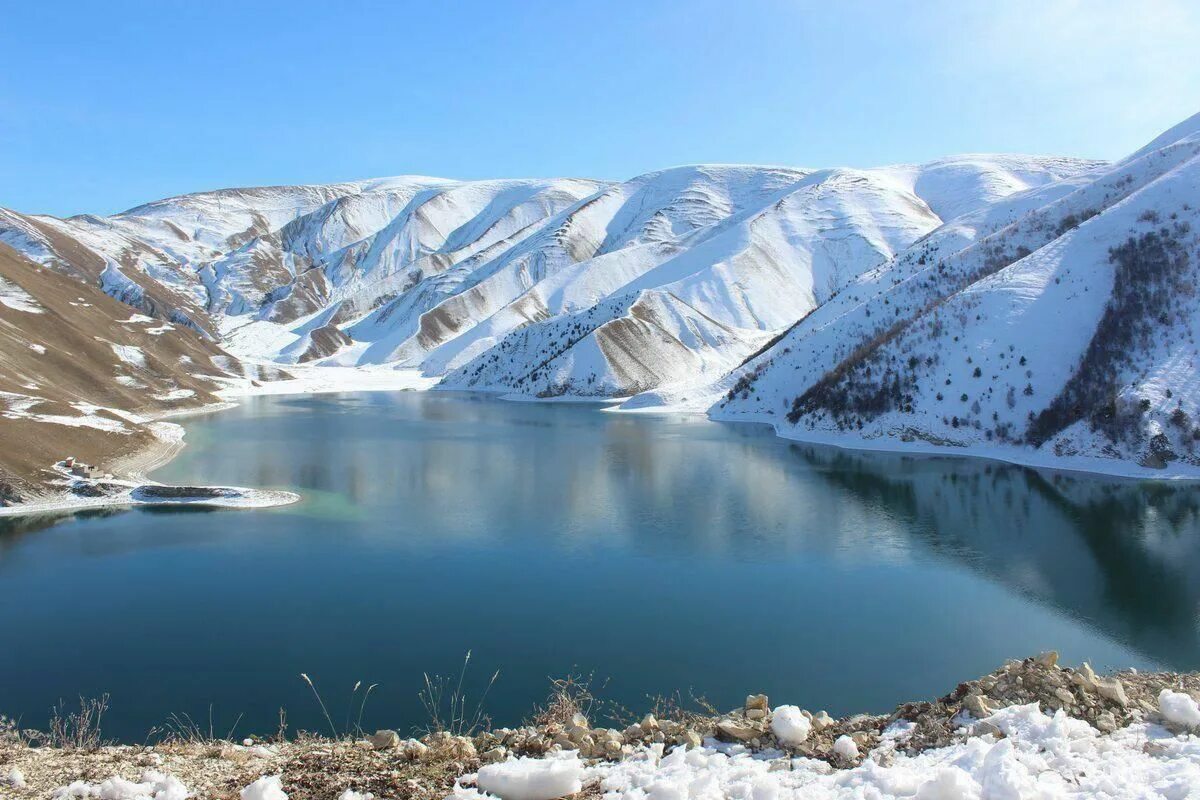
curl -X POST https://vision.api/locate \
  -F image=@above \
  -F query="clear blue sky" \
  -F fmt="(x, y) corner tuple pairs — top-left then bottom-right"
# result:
(2, 0), (1197, 216)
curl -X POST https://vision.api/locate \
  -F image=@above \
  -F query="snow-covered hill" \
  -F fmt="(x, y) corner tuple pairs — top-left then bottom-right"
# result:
(435, 159), (1094, 398)
(16, 119), (1200, 477)
(0, 155), (1094, 400)
(711, 112), (1200, 476)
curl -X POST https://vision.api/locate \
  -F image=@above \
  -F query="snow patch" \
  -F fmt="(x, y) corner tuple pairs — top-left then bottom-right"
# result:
(241, 775), (288, 800)
(469, 754), (585, 800)
(770, 706), (812, 746)
(153, 389), (196, 401)
(832, 734), (859, 760)
(214, 364), (437, 398)
(52, 770), (189, 800)
(560, 704), (1200, 800)
(111, 343), (148, 368)
(22, 412), (130, 434)
(0, 275), (42, 313)
(1160, 689), (1200, 730)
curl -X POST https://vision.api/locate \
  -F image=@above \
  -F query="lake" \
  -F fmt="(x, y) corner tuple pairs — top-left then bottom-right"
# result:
(2, 390), (1199, 743)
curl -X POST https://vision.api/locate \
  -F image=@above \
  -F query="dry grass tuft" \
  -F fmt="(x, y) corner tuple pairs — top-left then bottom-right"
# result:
(418, 650), (499, 737)
(39, 695), (111, 751)
(528, 672), (605, 727)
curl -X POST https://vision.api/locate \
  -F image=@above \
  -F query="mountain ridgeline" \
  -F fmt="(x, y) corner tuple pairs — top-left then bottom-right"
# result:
(3, 111), (1200, 482)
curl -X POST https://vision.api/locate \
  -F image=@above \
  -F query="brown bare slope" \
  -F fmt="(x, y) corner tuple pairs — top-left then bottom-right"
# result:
(0, 207), (218, 336)
(0, 243), (238, 503)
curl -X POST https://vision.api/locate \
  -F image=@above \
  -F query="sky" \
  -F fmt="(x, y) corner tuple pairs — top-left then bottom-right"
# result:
(2, 0), (1198, 216)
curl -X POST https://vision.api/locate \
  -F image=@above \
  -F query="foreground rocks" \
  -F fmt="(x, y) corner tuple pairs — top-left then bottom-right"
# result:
(2, 654), (1198, 799)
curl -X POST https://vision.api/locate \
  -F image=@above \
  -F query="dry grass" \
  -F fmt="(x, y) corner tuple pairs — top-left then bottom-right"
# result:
(41, 695), (111, 751)
(150, 708), (245, 747)
(528, 672), (606, 728)
(418, 651), (500, 737)
(0, 735), (485, 800)
(296, 675), (380, 741)
(644, 689), (720, 730)
(525, 671), (716, 732)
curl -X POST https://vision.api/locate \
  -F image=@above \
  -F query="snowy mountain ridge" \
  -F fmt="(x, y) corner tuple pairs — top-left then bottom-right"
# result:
(0, 155), (1088, 376)
(710, 112), (1200, 476)
(8, 115), (1200, 476)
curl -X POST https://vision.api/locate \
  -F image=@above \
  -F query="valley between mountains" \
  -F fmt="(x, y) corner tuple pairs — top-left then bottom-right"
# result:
(3, 112), (1200, 505)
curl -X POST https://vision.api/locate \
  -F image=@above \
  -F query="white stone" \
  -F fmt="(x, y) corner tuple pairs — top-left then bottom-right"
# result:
(368, 730), (401, 750)
(1073, 663), (1098, 691)
(963, 693), (996, 719)
(717, 718), (760, 741)
(1094, 678), (1128, 707)
(811, 711), (835, 731)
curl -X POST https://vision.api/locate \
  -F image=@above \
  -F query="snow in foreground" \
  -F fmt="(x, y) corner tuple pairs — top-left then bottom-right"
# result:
(42, 695), (1200, 800)
(446, 703), (1200, 800)
(51, 770), (189, 799)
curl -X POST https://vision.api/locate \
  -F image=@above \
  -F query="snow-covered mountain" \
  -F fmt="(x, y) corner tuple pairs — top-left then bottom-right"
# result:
(710, 112), (1200, 475)
(10, 113), (1200, 480)
(0, 156), (1093, 398)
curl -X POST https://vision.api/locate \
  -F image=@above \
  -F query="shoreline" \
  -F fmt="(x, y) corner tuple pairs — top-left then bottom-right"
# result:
(2, 654), (1197, 799)
(0, 367), (433, 520)
(443, 382), (1200, 482)
(718, 414), (1200, 483)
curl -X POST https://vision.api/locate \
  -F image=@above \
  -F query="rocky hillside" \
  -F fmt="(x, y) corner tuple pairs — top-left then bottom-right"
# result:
(711, 112), (1200, 475)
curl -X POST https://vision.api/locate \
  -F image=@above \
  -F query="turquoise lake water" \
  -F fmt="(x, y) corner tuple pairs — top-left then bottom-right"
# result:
(2, 390), (1198, 742)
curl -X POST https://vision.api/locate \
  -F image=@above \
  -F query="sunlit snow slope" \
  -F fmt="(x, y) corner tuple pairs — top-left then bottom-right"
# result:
(712, 113), (1200, 475)
(15, 117), (1199, 475)
(0, 157), (1094, 403)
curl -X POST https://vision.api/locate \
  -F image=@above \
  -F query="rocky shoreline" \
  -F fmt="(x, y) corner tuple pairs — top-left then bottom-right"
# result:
(3, 654), (1198, 799)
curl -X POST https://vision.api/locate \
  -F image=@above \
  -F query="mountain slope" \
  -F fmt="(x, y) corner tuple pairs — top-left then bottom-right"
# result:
(0, 140), (1149, 492)
(434, 158), (1095, 398)
(0, 157), (1090, 400)
(713, 113), (1200, 474)
(0, 243), (256, 502)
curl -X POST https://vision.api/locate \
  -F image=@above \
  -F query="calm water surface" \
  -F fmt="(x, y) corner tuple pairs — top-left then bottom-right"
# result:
(2, 391), (1199, 742)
